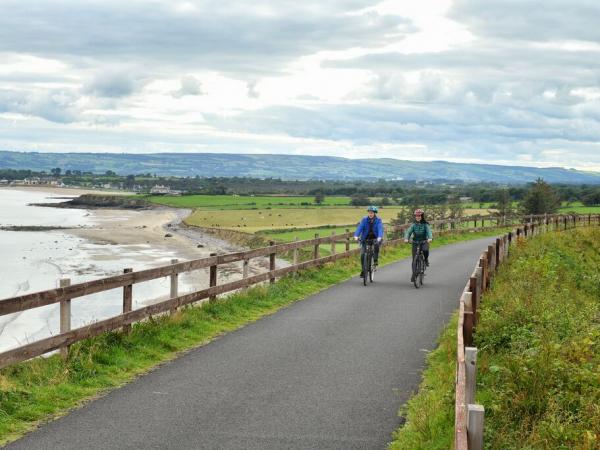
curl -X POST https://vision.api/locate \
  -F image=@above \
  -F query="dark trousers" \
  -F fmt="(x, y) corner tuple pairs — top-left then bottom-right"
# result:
(360, 240), (380, 272)
(412, 241), (429, 262)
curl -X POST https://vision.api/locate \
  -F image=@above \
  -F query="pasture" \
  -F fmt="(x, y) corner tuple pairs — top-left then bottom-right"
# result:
(184, 207), (383, 233)
(147, 194), (352, 209)
(558, 202), (600, 214)
(185, 206), (488, 234)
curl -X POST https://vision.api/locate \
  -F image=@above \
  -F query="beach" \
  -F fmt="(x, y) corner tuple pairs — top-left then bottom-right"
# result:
(0, 187), (271, 353)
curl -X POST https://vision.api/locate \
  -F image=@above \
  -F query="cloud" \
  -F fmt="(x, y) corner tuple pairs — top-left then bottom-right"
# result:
(1, 0), (599, 172)
(171, 76), (203, 98)
(0, 88), (80, 123)
(0, 1), (411, 77)
(84, 71), (145, 98)
(449, 0), (600, 43)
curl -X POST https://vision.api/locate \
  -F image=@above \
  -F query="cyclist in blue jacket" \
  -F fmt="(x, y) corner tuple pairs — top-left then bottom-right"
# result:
(354, 205), (384, 277)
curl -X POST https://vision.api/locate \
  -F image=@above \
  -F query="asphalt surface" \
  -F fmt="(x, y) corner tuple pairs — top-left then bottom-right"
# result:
(5, 236), (494, 450)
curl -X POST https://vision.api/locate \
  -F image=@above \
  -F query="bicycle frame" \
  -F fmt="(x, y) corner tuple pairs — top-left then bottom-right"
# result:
(361, 239), (377, 285)
(410, 240), (426, 288)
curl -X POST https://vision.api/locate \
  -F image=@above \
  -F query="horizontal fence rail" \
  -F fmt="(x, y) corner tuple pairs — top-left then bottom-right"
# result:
(0, 213), (594, 370)
(454, 213), (600, 450)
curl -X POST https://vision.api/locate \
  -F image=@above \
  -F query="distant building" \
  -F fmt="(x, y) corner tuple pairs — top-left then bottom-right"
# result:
(459, 196), (473, 203)
(150, 185), (172, 195)
(0, 179), (9, 185)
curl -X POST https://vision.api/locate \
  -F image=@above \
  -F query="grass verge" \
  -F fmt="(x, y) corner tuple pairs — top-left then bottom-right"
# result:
(389, 226), (600, 449)
(0, 228), (509, 446)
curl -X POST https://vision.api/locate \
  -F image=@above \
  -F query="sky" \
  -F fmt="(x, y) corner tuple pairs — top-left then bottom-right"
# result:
(1, 0), (599, 171)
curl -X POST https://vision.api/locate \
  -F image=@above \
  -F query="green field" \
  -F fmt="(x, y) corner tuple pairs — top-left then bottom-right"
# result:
(185, 207), (401, 232)
(185, 207), (488, 233)
(559, 201), (600, 214)
(146, 194), (353, 209)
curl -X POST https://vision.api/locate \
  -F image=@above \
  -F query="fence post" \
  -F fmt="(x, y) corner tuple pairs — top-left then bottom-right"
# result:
(495, 238), (501, 268)
(462, 292), (474, 346)
(209, 253), (217, 302)
(487, 245), (494, 281)
(59, 278), (71, 359)
(331, 231), (336, 256)
(465, 347), (478, 406)
(469, 276), (478, 325)
(467, 404), (485, 450)
(480, 254), (488, 291)
(123, 268), (133, 334)
(345, 228), (350, 253)
(269, 240), (276, 284)
(293, 237), (299, 275)
(170, 259), (178, 314)
(314, 233), (320, 261)
(242, 258), (249, 279)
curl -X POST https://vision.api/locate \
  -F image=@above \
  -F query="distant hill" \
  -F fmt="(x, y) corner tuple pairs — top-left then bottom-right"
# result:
(1, 150), (599, 184)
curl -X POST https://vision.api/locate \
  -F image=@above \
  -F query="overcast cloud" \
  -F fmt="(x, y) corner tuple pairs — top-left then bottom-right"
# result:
(0, 0), (599, 170)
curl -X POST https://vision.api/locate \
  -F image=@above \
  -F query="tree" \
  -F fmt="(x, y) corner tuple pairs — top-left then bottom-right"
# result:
(50, 167), (61, 177)
(124, 174), (136, 189)
(391, 206), (411, 226)
(314, 191), (325, 205)
(582, 190), (600, 206)
(447, 195), (464, 219)
(520, 178), (561, 214)
(350, 193), (370, 206)
(428, 203), (448, 221)
(380, 196), (391, 206)
(492, 189), (514, 221)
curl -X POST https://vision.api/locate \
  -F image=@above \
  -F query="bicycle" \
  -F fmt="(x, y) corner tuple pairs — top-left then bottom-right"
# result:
(361, 239), (377, 286)
(410, 240), (426, 288)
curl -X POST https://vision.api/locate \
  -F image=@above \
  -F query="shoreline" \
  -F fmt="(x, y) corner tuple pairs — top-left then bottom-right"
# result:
(0, 185), (132, 196)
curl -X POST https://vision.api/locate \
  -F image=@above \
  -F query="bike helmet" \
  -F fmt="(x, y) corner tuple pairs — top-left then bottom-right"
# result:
(414, 208), (424, 215)
(366, 205), (378, 213)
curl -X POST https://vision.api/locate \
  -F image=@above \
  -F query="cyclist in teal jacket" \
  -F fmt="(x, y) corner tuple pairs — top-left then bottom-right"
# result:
(404, 208), (433, 281)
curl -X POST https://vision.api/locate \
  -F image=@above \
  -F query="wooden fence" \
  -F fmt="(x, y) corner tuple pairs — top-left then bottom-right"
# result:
(454, 213), (600, 450)
(0, 213), (590, 370)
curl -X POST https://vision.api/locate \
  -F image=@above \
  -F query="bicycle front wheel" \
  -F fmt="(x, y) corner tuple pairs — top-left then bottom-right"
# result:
(413, 257), (423, 288)
(369, 254), (375, 283)
(362, 253), (368, 286)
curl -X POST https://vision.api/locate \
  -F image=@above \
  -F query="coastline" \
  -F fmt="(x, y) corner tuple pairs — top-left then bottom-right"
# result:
(0, 187), (275, 352)
(69, 207), (247, 261)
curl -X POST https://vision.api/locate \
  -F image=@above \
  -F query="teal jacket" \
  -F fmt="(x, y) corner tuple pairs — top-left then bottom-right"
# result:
(404, 222), (432, 242)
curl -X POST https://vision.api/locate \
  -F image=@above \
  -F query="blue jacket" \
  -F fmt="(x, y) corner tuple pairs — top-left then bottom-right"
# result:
(354, 216), (384, 240)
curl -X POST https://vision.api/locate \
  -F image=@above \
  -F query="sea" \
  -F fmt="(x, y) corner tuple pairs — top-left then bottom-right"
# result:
(0, 188), (196, 353)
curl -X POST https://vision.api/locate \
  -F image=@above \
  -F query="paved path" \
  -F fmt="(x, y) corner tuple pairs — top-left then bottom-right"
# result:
(5, 237), (493, 450)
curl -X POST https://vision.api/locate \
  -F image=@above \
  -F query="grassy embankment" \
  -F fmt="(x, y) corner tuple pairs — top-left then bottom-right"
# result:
(389, 227), (600, 450)
(0, 228), (508, 446)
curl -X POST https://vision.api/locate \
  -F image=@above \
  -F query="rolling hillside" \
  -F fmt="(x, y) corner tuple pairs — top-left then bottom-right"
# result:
(1, 150), (599, 184)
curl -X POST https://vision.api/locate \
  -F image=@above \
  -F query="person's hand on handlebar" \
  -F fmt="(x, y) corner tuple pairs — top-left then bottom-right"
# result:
(377, 237), (382, 243)
(404, 239), (409, 243)
(354, 236), (359, 241)
(427, 239), (432, 243)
